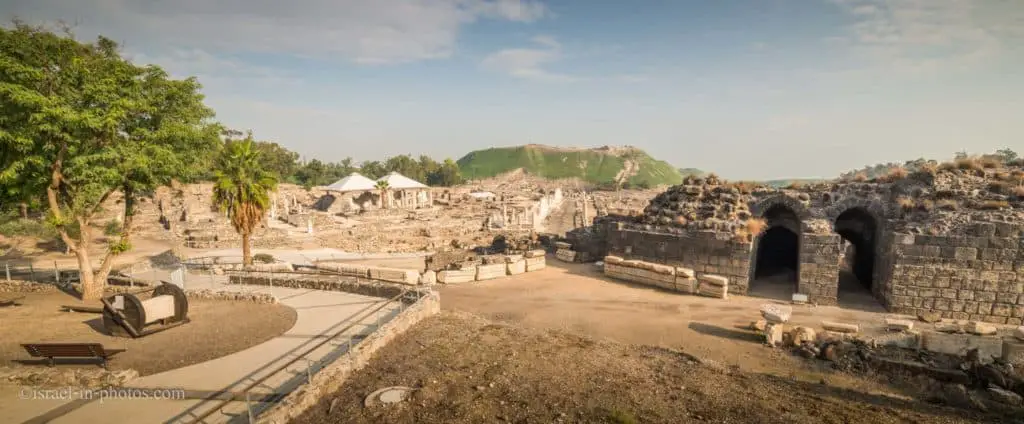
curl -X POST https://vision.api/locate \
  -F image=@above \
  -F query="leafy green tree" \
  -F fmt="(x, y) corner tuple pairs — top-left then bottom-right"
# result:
(361, 160), (386, 179)
(212, 137), (278, 265)
(253, 140), (300, 182)
(428, 158), (464, 186)
(0, 23), (220, 299)
(995, 148), (1018, 163)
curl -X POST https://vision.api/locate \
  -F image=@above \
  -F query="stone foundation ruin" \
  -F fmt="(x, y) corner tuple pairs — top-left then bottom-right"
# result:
(582, 162), (1024, 323)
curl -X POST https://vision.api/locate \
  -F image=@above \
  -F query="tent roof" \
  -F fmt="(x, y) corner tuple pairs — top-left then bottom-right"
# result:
(377, 171), (429, 189)
(324, 172), (377, 192)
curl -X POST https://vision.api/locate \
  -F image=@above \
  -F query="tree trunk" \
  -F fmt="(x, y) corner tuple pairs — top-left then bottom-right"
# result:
(241, 232), (252, 265)
(18, 202), (28, 219)
(75, 233), (103, 301)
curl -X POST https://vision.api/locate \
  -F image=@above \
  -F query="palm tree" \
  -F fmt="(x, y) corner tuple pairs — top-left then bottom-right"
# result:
(375, 180), (391, 209)
(212, 137), (278, 266)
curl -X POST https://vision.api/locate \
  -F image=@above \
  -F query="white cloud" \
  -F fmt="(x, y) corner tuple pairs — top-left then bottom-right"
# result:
(480, 35), (579, 82)
(828, 0), (1024, 75)
(5, 0), (549, 65)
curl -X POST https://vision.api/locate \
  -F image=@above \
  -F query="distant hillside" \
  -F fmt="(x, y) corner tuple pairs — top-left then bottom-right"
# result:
(456, 144), (683, 187)
(761, 178), (830, 188)
(678, 168), (706, 178)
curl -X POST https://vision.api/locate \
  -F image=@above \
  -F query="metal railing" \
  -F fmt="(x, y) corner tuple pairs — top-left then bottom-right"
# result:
(186, 287), (429, 423)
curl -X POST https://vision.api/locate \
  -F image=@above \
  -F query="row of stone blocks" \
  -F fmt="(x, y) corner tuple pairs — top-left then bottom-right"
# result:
(603, 256), (729, 299)
(875, 330), (1024, 366)
(314, 262), (420, 285)
(436, 250), (547, 284)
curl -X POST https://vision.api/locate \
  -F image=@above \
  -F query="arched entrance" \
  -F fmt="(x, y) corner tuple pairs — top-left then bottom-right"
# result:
(750, 204), (801, 299)
(834, 207), (878, 304)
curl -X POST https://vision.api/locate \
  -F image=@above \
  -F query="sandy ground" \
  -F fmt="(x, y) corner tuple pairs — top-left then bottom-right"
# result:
(0, 290), (297, 376)
(295, 311), (1007, 424)
(437, 261), (901, 381)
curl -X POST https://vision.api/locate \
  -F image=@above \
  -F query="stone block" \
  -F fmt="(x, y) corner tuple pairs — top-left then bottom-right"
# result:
(604, 255), (624, 264)
(674, 277), (697, 294)
(821, 321), (859, 333)
(790, 326), (816, 346)
(506, 259), (526, 275)
(921, 331), (1002, 358)
(524, 249), (546, 258)
(437, 269), (475, 284)
(698, 274), (728, 287)
(1003, 339), (1024, 365)
(525, 256), (546, 272)
(761, 304), (792, 324)
(675, 267), (695, 279)
(965, 321), (998, 335)
(368, 267), (419, 285)
(316, 263), (370, 278)
(765, 323), (784, 347)
(1016, 326), (1024, 341)
(886, 318), (914, 332)
(555, 248), (577, 263)
(698, 280), (728, 299)
(871, 331), (920, 349)
(475, 263), (506, 281)
(419, 270), (437, 285)
(554, 241), (572, 249)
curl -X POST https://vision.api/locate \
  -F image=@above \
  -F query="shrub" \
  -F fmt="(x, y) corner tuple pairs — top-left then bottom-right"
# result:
(253, 253), (275, 264)
(880, 167), (908, 183)
(937, 161), (956, 172)
(955, 157), (984, 172)
(919, 162), (938, 175)
(608, 409), (638, 424)
(896, 196), (915, 212)
(852, 172), (868, 182)
(673, 215), (687, 226)
(104, 219), (122, 236)
(786, 181), (804, 189)
(745, 218), (767, 237)
(979, 156), (1002, 169)
(0, 218), (57, 239)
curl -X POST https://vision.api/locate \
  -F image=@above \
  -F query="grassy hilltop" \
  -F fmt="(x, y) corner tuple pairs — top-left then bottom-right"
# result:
(456, 144), (684, 187)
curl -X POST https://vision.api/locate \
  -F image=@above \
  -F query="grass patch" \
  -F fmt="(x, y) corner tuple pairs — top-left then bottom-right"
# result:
(0, 218), (57, 239)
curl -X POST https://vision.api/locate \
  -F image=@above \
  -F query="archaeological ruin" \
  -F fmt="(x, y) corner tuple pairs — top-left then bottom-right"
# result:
(571, 162), (1024, 324)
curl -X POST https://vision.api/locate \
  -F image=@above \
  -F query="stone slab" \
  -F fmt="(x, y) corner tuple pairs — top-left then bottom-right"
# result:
(524, 249), (546, 258)
(698, 274), (728, 287)
(525, 256), (546, 272)
(506, 259), (526, 275)
(418, 270), (436, 285)
(921, 330), (1003, 359)
(1003, 339), (1024, 366)
(555, 249), (577, 263)
(821, 321), (859, 334)
(367, 267), (419, 285)
(437, 269), (476, 284)
(475, 263), (506, 281)
(315, 263), (370, 278)
(604, 255), (624, 264)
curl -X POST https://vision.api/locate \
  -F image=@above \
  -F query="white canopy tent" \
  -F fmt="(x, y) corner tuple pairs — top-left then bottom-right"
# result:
(324, 172), (377, 192)
(376, 172), (432, 209)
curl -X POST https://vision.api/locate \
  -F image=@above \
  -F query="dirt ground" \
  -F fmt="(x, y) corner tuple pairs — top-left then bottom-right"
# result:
(296, 311), (1009, 424)
(436, 260), (902, 382)
(0, 290), (296, 376)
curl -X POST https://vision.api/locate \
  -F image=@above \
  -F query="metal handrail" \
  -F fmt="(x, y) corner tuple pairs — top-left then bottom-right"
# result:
(187, 288), (426, 423)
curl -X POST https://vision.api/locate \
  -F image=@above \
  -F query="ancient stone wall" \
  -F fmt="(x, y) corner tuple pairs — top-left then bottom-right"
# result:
(887, 229), (1024, 324)
(607, 226), (752, 294)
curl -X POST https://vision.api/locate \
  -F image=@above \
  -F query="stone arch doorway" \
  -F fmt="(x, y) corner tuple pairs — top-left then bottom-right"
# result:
(750, 204), (802, 299)
(834, 207), (879, 303)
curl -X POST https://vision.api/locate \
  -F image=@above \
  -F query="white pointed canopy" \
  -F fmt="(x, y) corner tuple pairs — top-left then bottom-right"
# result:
(324, 172), (377, 192)
(377, 171), (429, 189)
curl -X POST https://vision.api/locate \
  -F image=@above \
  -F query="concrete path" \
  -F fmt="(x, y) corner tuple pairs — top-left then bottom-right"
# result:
(10, 285), (403, 424)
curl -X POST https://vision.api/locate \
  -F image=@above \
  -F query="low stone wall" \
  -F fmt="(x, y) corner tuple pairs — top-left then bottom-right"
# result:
(185, 289), (278, 304)
(603, 256), (699, 295)
(608, 228), (752, 294)
(0, 280), (58, 293)
(256, 291), (441, 424)
(0, 367), (138, 389)
(228, 273), (418, 300)
(313, 263), (419, 286)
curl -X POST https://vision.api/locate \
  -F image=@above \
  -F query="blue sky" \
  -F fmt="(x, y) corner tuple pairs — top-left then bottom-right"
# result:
(6, 0), (1023, 179)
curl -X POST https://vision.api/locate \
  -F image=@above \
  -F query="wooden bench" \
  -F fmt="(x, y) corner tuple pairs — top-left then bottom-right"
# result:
(21, 343), (126, 369)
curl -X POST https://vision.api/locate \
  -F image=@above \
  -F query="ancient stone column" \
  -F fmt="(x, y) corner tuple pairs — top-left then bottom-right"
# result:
(307, 216), (314, 234)
(270, 192), (278, 219)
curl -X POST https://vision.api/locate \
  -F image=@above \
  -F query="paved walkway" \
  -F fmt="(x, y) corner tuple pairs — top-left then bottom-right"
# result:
(8, 285), (403, 424)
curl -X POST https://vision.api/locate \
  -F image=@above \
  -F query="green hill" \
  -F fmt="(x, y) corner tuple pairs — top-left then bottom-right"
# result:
(456, 145), (684, 187)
